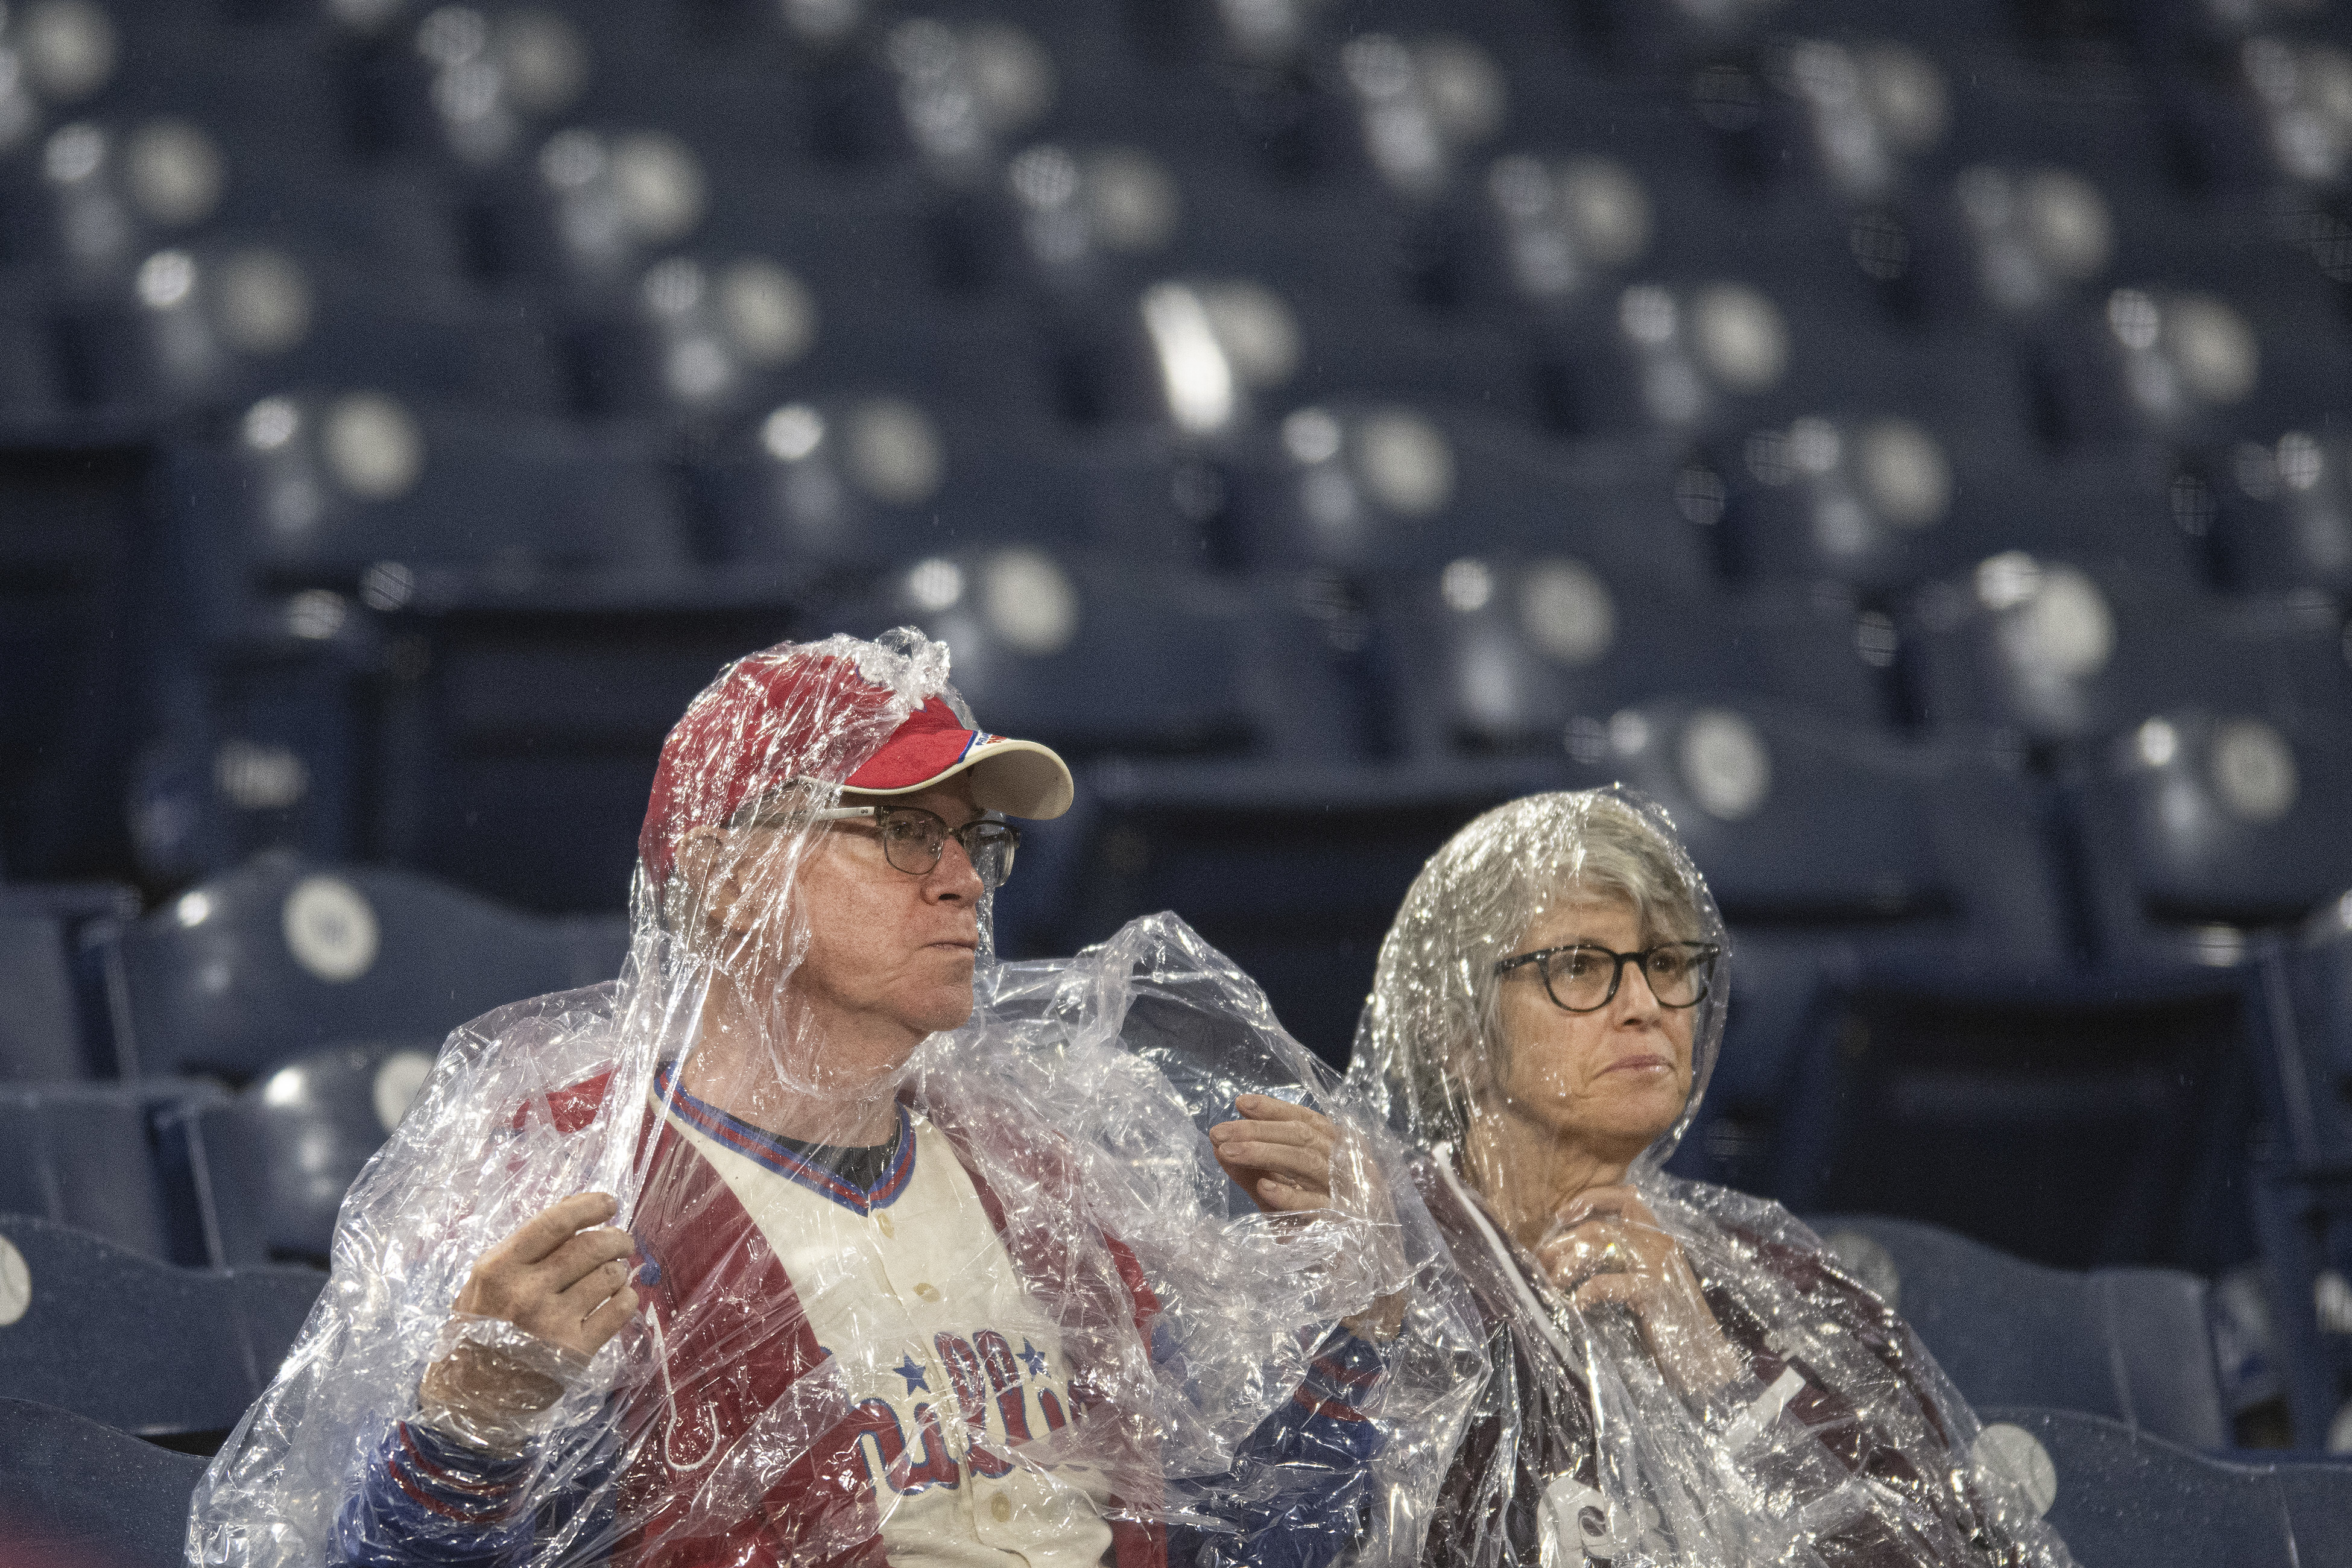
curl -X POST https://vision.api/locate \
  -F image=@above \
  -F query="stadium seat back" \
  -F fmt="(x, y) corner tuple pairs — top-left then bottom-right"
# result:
(65, 259), (567, 418)
(0, 1397), (208, 1568)
(2076, 709), (2352, 946)
(2251, 912), (2352, 1175)
(0, 1215), (323, 1436)
(1238, 409), (1713, 575)
(0, 912), (93, 1081)
(833, 551), (1257, 760)
(2211, 425), (2352, 598)
(1904, 557), (2346, 748)
(1384, 568), (1891, 756)
(1662, 929), (1853, 1196)
(697, 396), (1088, 571)
(166, 406), (686, 606)
(1974, 1406), (2352, 1567)
(1561, 698), (2067, 963)
(171, 1040), (438, 1267)
(1014, 757), (1566, 1063)
(1813, 1214), (2227, 1448)
(116, 852), (617, 1081)
(0, 1081), (224, 1262)
(0, 891), (138, 1081)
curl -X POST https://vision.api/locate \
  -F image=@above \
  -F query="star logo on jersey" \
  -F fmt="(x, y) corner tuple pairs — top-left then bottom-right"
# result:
(894, 1354), (930, 1393)
(1017, 1339), (1048, 1377)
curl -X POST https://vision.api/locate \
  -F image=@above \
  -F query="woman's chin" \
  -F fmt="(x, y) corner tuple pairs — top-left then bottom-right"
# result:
(1558, 1087), (1687, 1152)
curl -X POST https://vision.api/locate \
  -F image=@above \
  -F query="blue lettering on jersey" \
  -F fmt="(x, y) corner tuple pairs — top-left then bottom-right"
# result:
(851, 1329), (1075, 1495)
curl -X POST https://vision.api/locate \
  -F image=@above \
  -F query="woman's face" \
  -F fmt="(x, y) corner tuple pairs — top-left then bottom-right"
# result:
(1484, 893), (1698, 1163)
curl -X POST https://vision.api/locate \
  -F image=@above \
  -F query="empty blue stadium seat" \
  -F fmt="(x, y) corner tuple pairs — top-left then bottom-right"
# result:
(1974, 1406), (2352, 1565)
(1709, 402), (2101, 595)
(0, 1080), (224, 1262)
(62, 254), (565, 417)
(0, 1214), (322, 1437)
(163, 399), (685, 618)
(2024, 278), (2349, 460)
(2243, 912), (2352, 1446)
(1810, 1213), (2227, 1448)
(0, 915), (84, 1079)
(142, 405), (691, 879)
(168, 1039), (437, 1267)
(1005, 756), (1565, 1063)
(1499, 274), (1818, 446)
(2070, 709), (2352, 966)
(0, 289), (68, 421)
(1561, 697), (2071, 965)
(2210, 424), (2352, 598)
(1379, 564), (1892, 754)
(0, 1397), (207, 1568)
(343, 3), (596, 172)
(694, 392), (1086, 571)
(1231, 406), (1712, 575)
(2251, 908), (2352, 1181)
(828, 548), (1256, 759)
(0, 880), (135, 1080)
(114, 850), (625, 1082)
(1903, 555), (2347, 748)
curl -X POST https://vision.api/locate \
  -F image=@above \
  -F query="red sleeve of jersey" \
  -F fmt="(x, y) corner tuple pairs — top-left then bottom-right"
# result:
(508, 1068), (619, 1134)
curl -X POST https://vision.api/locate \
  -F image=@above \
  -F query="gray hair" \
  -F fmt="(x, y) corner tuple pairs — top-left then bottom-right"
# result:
(1346, 788), (1727, 1168)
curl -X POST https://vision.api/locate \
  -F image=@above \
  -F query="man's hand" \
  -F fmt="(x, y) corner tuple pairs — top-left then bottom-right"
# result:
(1208, 1094), (1341, 1215)
(1536, 1186), (1744, 1395)
(419, 1193), (640, 1436)
(1210, 1095), (1406, 1338)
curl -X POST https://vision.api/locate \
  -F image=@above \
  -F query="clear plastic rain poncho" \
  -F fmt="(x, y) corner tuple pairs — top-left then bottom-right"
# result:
(1346, 789), (2077, 1568)
(190, 630), (1485, 1568)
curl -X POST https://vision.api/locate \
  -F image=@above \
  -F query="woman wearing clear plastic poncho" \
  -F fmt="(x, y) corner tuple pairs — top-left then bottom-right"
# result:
(189, 630), (1482, 1568)
(1347, 789), (2076, 1568)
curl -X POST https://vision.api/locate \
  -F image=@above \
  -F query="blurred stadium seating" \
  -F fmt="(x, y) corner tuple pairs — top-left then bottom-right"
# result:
(1812, 1212), (2229, 1449)
(0, 1397), (209, 1568)
(0, 1214), (323, 1438)
(1973, 1405), (2352, 1567)
(4, 0), (2352, 1482)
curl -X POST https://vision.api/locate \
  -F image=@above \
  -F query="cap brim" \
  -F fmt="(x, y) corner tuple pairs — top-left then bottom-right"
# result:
(846, 737), (1075, 820)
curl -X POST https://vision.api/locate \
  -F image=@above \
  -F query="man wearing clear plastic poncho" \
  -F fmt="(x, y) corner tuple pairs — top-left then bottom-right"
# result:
(189, 631), (1482, 1568)
(1347, 789), (2076, 1568)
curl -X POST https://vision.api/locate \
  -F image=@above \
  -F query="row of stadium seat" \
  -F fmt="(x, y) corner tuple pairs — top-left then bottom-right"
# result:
(1, 857), (624, 1086)
(125, 393), (2352, 602)
(2, 719), (2347, 1276)
(10, 0), (2345, 206)
(0, 236), (2333, 467)
(129, 523), (2352, 916)
(5, 1388), (2341, 1568)
(5, 1194), (2347, 1563)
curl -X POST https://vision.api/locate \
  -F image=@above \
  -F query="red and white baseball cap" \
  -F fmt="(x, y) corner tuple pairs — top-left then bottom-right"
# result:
(640, 643), (1072, 887)
(839, 695), (1073, 819)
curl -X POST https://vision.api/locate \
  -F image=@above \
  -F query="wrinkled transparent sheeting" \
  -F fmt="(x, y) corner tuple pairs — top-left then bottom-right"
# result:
(189, 628), (1480, 1568)
(1350, 787), (2078, 1568)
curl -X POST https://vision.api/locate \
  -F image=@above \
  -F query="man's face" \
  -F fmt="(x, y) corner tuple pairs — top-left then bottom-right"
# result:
(780, 774), (988, 1046)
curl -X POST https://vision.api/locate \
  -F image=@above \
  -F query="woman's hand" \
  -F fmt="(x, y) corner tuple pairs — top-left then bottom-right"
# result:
(419, 1192), (642, 1437)
(1537, 1186), (1744, 1394)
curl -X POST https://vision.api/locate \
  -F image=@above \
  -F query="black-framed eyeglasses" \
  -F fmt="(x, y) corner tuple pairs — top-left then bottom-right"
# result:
(803, 802), (1021, 890)
(1493, 941), (1721, 1013)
